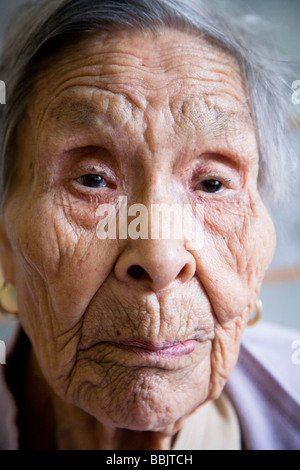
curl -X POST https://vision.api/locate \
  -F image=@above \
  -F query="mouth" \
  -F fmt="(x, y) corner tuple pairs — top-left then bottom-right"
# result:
(78, 334), (211, 370)
(107, 339), (197, 357)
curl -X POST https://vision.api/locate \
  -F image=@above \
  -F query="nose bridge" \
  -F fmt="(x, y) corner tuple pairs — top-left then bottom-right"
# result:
(146, 176), (177, 219)
(127, 161), (186, 242)
(139, 103), (176, 202)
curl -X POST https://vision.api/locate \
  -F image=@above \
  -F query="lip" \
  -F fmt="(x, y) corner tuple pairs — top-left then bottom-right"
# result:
(108, 339), (197, 357)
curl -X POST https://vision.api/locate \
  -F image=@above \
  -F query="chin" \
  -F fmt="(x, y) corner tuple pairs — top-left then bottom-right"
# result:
(74, 375), (207, 434)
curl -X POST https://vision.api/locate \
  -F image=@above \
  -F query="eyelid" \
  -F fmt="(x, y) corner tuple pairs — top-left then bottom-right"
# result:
(74, 164), (116, 184)
(76, 164), (108, 175)
(197, 173), (232, 185)
(191, 152), (243, 181)
(193, 171), (233, 190)
(191, 166), (238, 197)
(69, 165), (117, 197)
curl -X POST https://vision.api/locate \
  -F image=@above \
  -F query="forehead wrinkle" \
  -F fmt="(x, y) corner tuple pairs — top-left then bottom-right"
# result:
(29, 31), (249, 134)
(29, 31), (252, 147)
(39, 87), (144, 135)
(34, 89), (254, 155)
(32, 38), (245, 114)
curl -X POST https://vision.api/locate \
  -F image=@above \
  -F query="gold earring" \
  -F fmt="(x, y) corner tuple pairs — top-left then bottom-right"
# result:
(248, 298), (262, 326)
(0, 281), (18, 320)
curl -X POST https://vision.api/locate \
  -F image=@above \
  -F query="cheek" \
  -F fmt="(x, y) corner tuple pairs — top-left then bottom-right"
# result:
(193, 195), (276, 323)
(4, 190), (125, 397)
(5, 191), (119, 330)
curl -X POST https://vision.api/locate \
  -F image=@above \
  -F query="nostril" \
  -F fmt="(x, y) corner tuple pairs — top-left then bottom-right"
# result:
(178, 263), (193, 282)
(127, 265), (147, 280)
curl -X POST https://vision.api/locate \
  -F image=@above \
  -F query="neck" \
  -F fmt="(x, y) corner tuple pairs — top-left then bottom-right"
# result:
(52, 394), (175, 450)
(56, 413), (174, 450)
(22, 349), (178, 450)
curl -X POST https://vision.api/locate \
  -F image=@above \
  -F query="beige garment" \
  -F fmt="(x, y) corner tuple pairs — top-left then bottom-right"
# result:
(172, 393), (241, 450)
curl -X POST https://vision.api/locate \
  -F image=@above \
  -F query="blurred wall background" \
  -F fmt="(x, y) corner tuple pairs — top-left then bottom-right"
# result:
(0, 0), (299, 340)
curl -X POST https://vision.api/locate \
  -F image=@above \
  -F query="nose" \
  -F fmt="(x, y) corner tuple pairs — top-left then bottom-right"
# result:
(114, 238), (196, 293)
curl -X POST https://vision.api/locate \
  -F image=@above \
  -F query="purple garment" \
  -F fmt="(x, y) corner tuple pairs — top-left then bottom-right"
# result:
(0, 322), (299, 450)
(225, 322), (300, 450)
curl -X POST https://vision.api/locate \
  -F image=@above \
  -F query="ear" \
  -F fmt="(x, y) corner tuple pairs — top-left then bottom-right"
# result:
(0, 215), (15, 285)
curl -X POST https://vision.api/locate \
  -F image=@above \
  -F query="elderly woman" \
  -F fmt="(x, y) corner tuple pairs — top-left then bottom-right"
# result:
(0, 0), (299, 451)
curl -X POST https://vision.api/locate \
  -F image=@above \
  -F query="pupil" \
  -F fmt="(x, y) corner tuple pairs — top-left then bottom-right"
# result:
(201, 180), (222, 193)
(80, 174), (105, 188)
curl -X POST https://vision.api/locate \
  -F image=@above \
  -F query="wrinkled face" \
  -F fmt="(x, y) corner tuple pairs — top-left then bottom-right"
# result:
(1, 28), (275, 433)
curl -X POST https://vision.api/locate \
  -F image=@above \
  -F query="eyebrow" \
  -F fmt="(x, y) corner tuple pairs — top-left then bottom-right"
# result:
(48, 100), (99, 128)
(47, 95), (254, 139)
(178, 98), (254, 137)
(210, 108), (253, 136)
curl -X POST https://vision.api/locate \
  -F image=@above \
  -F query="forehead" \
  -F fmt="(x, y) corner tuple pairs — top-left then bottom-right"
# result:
(30, 27), (252, 128)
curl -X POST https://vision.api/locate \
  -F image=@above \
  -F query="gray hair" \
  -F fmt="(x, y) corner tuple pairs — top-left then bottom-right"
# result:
(0, 0), (297, 209)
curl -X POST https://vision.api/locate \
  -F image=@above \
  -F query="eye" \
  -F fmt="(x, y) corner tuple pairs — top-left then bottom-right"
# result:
(197, 179), (224, 194)
(77, 174), (107, 189)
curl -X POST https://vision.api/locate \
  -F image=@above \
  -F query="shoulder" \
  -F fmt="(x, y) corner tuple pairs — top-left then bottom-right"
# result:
(241, 321), (300, 395)
(0, 362), (18, 449)
(0, 324), (26, 450)
(225, 321), (300, 450)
